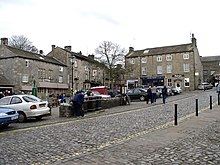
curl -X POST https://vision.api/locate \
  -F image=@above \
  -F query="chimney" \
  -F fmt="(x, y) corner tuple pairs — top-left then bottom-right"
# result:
(1, 38), (8, 46)
(52, 45), (56, 51)
(191, 33), (197, 47)
(129, 47), (134, 53)
(88, 54), (94, 60)
(64, 46), (71, 51)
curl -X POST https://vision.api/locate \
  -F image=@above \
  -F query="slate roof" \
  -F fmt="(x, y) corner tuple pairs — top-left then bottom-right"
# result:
(58, 47), (107, 67)
(126, 43), (193, 58)
(201, 56), (220, 62)
(0, 74), (13, 86)
(1, 45), (66, 66)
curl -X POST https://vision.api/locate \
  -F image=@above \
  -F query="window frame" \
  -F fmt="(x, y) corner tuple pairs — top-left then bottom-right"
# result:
(157, 56), (162, 62)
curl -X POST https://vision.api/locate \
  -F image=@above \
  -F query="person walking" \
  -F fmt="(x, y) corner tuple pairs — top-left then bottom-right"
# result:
(151, 86), (157, 104)
(146, 86), (152, 104)
(72, 91), (85, 117)
(162, 85), (168, 104)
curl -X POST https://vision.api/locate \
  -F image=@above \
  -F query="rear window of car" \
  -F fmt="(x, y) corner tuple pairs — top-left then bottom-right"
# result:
(23, 96), (39, 102)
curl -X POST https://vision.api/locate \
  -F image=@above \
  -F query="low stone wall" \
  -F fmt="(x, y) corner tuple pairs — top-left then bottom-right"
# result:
(59, 97), (123, 117)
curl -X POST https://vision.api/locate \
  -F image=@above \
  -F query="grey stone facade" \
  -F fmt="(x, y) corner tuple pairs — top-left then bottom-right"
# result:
(125, 34), (203, 91)
(47, 46), (109, 92)
(201, 56), (220, 83)
(0, 38), (68, 99)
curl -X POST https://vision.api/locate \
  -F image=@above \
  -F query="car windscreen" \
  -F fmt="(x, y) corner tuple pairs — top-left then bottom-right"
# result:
(0, 97), (11, 105)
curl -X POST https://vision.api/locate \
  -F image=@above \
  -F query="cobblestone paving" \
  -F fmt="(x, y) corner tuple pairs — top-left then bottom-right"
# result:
(0, 89), (219, 164)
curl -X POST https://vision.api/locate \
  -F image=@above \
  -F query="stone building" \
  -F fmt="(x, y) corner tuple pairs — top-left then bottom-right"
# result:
(125, 34), (203, 91)
(47, 45), (109, 92)
(201, 56), (220, 84)
(0, 38), (68, 99)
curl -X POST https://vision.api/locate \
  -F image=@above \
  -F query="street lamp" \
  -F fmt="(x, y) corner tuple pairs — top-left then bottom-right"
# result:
(70, 55), (76, 96)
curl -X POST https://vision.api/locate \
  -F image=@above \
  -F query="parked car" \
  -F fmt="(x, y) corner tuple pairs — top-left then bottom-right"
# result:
(198, 82), (213, 90)
(0, 95), (50, 122)
(84, 90), (111, 98)
(90, 86), (109, 95)
(0, 107), (18, 128)
(172, 87), (182, 94)
(127, 88), (148, 101)
(157, 86), (174, 97)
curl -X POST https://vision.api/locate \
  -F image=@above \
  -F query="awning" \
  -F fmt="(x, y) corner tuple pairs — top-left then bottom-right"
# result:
(38, 82), (68, 89)
(21, 86), (32, 91)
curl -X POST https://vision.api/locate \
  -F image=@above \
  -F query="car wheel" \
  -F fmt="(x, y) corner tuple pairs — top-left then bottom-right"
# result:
(140, 96), (145, 101)
(18, 112), (27, 123)
(35, 116), (42, 120)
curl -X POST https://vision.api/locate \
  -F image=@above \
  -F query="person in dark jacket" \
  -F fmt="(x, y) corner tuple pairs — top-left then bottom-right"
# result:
(162, 86), (168, 104)
(72, 91), (84, 117)
(146, 86), (152, 104)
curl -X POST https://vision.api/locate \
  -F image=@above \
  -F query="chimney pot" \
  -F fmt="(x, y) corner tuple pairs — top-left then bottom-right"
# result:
(1, 38), (8, 46)
(52, 45), (56, 51)
(129, 47), (134, 53)
(64, 46), (71, 51)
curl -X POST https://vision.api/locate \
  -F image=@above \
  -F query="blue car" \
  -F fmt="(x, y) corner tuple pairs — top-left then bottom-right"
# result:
(0, 107), (18, 128)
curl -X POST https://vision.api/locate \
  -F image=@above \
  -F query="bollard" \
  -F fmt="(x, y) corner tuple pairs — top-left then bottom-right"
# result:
(195, 99), (198, 116)
(210, 96), (212, 110)
(218, 93), (220, 105)
(174, 104), (178, 125)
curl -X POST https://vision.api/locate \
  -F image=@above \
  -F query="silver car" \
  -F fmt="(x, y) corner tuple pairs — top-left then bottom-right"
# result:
(0, 95), (50, 122)
(198, 82), (213, 90)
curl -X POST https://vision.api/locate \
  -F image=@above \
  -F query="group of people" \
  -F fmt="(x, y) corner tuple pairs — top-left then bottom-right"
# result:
(146, 85), (168, 104)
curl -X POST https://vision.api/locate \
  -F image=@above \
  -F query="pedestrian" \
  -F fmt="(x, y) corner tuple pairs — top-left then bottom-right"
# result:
(146, 86), (152, 104)
(217, 83), (220, 94)
(0, 92), (4, 99)
(151, 86), (157, 104)
(72, 91), (85, 117)
(162, 85), (168, 104)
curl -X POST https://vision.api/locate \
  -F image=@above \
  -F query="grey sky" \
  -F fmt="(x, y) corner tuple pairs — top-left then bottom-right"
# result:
(0, 0), (220, 56)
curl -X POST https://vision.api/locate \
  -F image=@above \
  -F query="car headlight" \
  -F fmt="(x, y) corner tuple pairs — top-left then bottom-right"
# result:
(0, 113), (8, 116)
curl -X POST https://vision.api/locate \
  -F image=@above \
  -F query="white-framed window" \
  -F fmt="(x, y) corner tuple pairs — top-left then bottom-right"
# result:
(48, 70), (53, 80)
(74, 60), (78, 67)
(166, 55), (172, 61)
(184, 78), (190, 87)
(59, 76), (63, 83)
(93, 70), (97, 77)
(142, 67), (147, 75)
(25, 60), (29, 67)
(157, 66), (163, 74)
(183, 64), (189, 72)
(59, 66), (63, 72)
(130, 58), (135, 64)
(183, 52), (189, 59)
(167, 78), (172, 86)
(157, 56), (162, 62)
(167, 65), (172, 73)
(22, 74), (29, 83)
(141, 57), (147, 63)
(84, 65), (89, 71)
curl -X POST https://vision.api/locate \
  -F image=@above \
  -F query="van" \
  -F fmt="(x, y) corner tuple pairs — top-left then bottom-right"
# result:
(90, 86), (109, 95)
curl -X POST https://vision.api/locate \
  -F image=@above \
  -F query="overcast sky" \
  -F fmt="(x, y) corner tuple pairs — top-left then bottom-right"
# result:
(0, 0), (220, 57)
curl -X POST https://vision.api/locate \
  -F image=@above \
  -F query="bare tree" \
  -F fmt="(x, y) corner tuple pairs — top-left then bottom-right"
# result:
(9, 35), (38, 53)
(95, 41), (126, 88)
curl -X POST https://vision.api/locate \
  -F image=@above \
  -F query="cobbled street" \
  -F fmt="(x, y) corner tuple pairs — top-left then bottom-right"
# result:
(0, 90), (220, 165)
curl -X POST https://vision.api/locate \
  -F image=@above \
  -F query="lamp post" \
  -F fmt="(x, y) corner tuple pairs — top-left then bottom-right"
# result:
(70, 55), (75, 96)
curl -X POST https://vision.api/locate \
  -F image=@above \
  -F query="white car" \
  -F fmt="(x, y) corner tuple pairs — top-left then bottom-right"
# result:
(0, 95), (50, 122)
